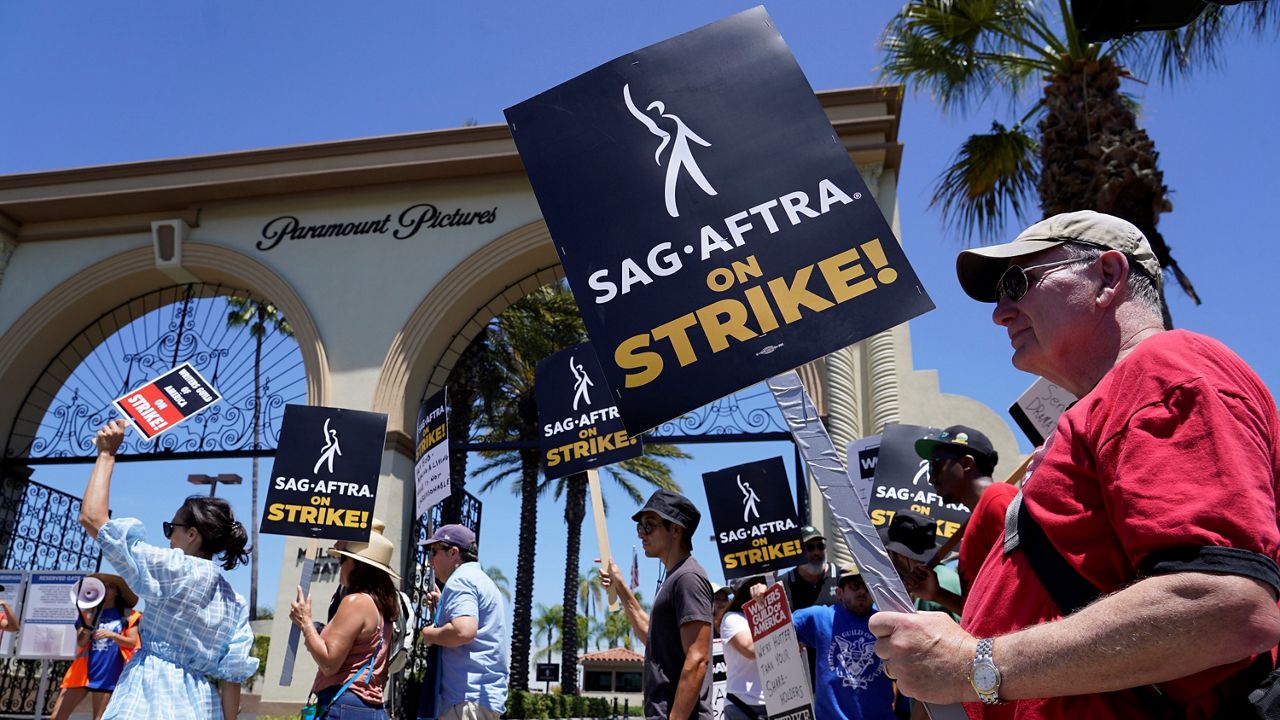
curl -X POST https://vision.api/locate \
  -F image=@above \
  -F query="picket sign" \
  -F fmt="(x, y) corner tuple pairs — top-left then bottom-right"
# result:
(279, 538), (318, 685)
(587, 469), (621, 612)
(765, 370), (966, 720)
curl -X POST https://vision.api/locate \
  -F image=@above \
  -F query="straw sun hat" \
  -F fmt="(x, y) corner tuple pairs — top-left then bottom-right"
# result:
(326, 518), (401, 580)
(88, 573), (140, 608)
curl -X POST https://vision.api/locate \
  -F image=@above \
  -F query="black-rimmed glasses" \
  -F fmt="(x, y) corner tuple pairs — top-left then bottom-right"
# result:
(996, 258), (1088, 302)
(162, 521), (188, 539)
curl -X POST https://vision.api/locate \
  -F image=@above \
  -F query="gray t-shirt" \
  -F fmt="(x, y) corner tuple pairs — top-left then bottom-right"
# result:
(644, 555), (713, 720)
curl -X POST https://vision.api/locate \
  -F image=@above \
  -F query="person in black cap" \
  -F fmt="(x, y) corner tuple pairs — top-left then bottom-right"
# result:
(600, 489), (712, 720)
(907, 425), (1014, 616)
(880, 511), (961, 622)
(780, 525), (839, 611)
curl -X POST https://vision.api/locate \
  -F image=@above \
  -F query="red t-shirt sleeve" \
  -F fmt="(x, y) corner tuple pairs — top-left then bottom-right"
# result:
(959, 482), (1019, 595)
(1096, 374), (1279, 589)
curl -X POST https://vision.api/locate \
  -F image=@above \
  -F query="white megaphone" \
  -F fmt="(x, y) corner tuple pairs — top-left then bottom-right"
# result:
(73, 577), (107, 610)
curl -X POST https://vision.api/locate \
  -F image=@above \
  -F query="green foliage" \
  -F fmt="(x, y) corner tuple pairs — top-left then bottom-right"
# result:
(246, 634), (269, 691)
(504, 690), (618, 718)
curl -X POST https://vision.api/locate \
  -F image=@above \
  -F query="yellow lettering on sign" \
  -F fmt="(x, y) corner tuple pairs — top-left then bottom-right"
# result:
(615, 239), (899, 388)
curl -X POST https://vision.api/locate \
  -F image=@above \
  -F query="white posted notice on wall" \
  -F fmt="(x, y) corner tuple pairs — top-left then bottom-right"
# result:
(17, 572), (85, 660)
(743, 583), (815, 720)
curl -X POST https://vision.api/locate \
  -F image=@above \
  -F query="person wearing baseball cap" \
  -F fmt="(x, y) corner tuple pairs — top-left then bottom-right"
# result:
(780, 525), (840, 612)
(871, 211), (1280, 719)
(878, 511), (961, 622)
(793, 565), (897, 720)
(419, 524), (507, 720)
(909, 424), (1014, 617)
(600, 489), (713, 719)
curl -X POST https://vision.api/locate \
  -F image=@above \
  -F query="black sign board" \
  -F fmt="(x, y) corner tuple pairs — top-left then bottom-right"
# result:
(536, 343), (643, 480)
(869, 423), (970, 545)
(261, 404), (388, 541)
(536, 663), (559, 682)
(702, 456), (803, 580)
(506, 7), (933, 433)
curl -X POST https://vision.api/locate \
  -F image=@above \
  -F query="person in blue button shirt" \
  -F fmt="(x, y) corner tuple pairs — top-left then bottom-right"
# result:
(792, 566), (897, 720)
(420, 524), (508, 720)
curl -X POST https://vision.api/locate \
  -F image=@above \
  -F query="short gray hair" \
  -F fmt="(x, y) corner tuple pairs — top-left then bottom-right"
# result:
(1060, 242), (1164, 317)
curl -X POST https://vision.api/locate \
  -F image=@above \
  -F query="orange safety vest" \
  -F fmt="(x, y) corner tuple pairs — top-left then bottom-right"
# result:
(60, 610), (142, 689)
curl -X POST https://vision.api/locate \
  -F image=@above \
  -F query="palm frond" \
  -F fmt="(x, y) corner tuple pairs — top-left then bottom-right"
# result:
(1109, 1), (1280, 85)
(932, 121), (1040, 243)
(879, 0), (1063, 112)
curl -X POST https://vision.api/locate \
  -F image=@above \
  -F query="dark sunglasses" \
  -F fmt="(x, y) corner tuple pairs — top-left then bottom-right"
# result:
(996, 258), (1087, 302)
(930, 453), (964, 471)
(636, 520), (663, 536)
(162, 522), (189, 539)
(803, 541), (826, 551)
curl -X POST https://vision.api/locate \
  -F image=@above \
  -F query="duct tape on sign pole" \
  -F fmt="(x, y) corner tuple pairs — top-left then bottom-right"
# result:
(766, 370), (966, 720)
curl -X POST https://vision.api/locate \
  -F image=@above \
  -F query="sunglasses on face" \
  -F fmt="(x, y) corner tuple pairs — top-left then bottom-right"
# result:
(636, 521), (663, 536)
(996, 258), (1087, 302)
(162, 522), (188, 539)
(930, 454), (963, 471)
(804, 542), (825, 552)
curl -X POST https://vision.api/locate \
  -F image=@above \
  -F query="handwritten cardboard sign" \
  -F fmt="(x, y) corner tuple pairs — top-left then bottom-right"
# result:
(743, 583), (815, 720)
(1009, 377), (1075, 446)
(415, 389), (451, 515)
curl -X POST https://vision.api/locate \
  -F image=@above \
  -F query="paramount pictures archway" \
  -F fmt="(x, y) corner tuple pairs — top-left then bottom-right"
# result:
(0, 86), (1022, 712)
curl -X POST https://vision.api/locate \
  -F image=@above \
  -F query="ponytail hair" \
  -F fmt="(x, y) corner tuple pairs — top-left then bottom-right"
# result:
(177, 495), (251, 571)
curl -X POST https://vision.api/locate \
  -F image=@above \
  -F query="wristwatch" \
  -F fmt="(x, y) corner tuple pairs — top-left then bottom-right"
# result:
(968, 637), (1003, 704)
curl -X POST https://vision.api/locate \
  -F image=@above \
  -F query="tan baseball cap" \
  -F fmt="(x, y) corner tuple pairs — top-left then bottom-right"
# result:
(956, 211), (1162, 302)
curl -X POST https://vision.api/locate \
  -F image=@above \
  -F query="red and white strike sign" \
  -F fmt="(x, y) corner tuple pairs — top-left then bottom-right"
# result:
(113, 362), (221, 439)
(742, 583), (815, 720)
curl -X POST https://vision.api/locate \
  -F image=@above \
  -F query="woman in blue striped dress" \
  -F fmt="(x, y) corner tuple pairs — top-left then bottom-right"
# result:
(79, 419), (259, 719)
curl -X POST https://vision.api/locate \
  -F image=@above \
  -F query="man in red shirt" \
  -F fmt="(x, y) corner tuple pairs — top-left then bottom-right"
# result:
(869, 210), (1280, 719)
(905, 426), (1016, 616)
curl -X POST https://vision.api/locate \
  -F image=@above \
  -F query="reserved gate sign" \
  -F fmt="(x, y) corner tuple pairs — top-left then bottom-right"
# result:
(113, 362), (221, 439)
(506, 7), (933, 433)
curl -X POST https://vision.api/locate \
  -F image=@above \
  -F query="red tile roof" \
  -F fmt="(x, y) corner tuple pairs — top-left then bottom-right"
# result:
(578, 647), (644, 664)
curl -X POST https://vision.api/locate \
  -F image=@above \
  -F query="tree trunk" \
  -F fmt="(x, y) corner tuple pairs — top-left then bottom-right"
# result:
(508, 391), (540, 693)
(1037, 55), (1198, 325)
(560, 472), (587, 694)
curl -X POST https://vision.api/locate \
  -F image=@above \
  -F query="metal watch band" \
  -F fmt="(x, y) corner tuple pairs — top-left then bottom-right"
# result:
(972, 637), (1002, 704)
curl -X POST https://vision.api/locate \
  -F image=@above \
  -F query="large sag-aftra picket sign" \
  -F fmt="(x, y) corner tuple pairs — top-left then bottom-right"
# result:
(505, 6), (933, 433)
(703, 457), (804, 580)
(261, 404), (388, 541)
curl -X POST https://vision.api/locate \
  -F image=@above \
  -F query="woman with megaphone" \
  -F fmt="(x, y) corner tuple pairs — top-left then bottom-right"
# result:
(50, 574), (141, 720)
(79, 419), (259, 720)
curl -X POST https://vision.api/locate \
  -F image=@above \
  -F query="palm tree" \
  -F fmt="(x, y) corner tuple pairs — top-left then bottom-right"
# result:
(880, 0), (1276, 319)
(485, 564), (512, 605)
(473, 284), (589, 692)
(531, 603), (563, 662)
(578, 571), (603, 621)
(226, 296), (292, 619)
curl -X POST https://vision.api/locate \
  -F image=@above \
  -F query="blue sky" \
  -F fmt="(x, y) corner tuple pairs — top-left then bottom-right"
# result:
(5, 1), (1277, 657)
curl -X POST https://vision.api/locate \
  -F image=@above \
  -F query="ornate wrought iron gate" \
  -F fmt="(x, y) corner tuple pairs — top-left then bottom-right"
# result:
(0, 465), (101, 716)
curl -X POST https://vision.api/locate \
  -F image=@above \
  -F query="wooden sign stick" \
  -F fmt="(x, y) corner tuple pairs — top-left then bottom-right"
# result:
(279, 537), (318, 685)
(587, 469), (621, 612)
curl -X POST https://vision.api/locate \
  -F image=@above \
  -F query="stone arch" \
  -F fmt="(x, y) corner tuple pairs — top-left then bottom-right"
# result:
(0, 242), (328, 447)
(372, 219), (563, 436)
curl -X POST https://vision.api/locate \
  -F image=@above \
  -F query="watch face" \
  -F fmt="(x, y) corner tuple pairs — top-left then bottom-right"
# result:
(972, 663), (999, 692)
